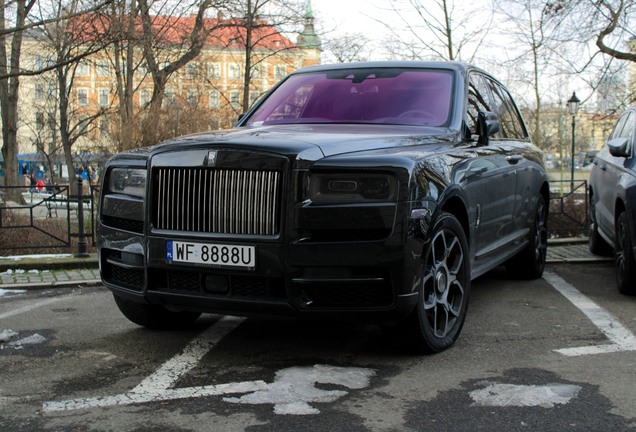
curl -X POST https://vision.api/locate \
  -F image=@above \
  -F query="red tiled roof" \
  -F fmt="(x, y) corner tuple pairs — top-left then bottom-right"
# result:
(71, 14), (298, 51)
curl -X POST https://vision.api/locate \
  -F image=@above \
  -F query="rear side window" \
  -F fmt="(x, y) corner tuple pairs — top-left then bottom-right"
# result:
(497, 84), (527, 139)
(486, 79), (521, 139)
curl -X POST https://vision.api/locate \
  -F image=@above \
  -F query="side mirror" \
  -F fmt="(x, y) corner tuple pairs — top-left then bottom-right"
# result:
(608, 137), (630, 158)
(477, 111), (500, 146)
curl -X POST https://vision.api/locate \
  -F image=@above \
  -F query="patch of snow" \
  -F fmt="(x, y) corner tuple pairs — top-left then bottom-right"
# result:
(224, 364), (375, 415)
(0, 254), (73, 261)
(0, 329), (18, 342)
(470, 383), (581, 408)
(0, 290), (27, 297)
(7, 333), (47, 347)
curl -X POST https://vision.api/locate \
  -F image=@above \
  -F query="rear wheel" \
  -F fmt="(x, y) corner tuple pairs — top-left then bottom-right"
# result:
(589, 196), (613, 256)
(113, 294), (202, 329)
(506, 195), (548, 279)
(389, 212), (470, 354)
(615, 212), (636, 295)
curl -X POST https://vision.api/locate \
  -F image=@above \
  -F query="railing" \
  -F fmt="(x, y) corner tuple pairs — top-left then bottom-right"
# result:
(0, 179), (100, 254)
(548, 180), (589, 237)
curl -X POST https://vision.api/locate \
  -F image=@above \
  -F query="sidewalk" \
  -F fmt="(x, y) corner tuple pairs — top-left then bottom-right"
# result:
(0, 239), (614, 291)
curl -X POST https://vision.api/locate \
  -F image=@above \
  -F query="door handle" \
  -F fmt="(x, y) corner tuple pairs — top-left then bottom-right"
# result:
(601, 165), (607, 171)
(506, 155), (522, 164)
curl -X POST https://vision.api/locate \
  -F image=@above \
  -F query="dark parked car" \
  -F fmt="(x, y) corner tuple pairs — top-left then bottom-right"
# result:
(589, 104), (636, 295)
(98, 61), (549, 353)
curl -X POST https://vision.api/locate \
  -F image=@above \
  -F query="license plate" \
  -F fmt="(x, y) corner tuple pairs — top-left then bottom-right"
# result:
(166, 241), (255, 269)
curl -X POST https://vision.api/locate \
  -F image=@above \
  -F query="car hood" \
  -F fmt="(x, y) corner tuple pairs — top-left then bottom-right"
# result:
(149, 124), (459, 161)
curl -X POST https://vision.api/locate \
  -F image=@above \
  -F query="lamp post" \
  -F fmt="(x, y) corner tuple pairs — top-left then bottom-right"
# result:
(567, 91), (580, 191)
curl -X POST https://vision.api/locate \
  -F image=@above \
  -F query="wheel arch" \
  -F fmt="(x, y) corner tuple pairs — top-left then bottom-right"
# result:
(440, 194), (470, 247)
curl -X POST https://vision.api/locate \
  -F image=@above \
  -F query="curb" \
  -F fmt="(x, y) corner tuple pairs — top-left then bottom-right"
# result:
(0, 279), (102, 291)
(0, 254), (98, 272)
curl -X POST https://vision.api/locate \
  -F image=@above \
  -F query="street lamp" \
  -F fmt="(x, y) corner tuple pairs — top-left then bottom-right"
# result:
(567, 91), (580, 190)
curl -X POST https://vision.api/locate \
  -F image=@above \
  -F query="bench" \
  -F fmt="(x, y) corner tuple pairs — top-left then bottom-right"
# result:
(45, 196), (79, 218)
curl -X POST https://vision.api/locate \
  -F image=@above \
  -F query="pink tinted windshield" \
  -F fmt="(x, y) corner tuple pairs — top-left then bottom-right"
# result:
(246, 68), (454, 127)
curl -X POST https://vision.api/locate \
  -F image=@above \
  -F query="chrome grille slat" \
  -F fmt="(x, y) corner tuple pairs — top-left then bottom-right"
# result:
(154, 168), (281, 235)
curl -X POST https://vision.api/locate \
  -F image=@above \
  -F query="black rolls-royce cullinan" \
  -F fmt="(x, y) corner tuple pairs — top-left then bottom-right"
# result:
(98, 61), (549, 353)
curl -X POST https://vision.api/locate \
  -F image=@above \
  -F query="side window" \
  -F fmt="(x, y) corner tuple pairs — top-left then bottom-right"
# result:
(619, 112), (635, 156)
(486, 79), (518, 139)
(609, 115), (627, 141)
(498, 85), (527, 139)
(466, 73), (492, 137)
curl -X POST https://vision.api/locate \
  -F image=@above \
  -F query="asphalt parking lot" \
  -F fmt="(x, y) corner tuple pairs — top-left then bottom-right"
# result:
(1, 257), (635, 431)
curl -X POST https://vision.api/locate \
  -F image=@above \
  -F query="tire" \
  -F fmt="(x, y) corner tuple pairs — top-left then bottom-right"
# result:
(389, 212), (470, 354)
(505, 195), (548, 279)
(589, 196), (613, 256)
(615, 212), (636, 295)
(113, 294), (202, 329)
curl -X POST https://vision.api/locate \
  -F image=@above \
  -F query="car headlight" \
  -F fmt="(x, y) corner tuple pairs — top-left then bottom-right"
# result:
(308, 173), (397, 203)
(108, 168), (147, 199)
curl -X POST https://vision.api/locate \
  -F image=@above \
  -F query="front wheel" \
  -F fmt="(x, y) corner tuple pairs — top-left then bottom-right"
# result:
(506, 195), (548, 279)
(389, 212), (470, 354)
(113, 294), (202, 329)
(615, 212), (636, 295)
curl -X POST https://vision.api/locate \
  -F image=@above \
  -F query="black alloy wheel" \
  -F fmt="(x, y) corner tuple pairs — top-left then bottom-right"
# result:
(615, 212), (636, 295)
(113, 294), (202, 329)
(589, 196), (613, 256)
(506, 195), (548, 279)
(391, 212), (470, 354)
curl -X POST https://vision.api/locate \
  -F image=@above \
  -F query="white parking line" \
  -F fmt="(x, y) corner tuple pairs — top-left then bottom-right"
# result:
(543, 271), (636, 356)
(0, 296), (65, 320)
(43, 315), (253, 412)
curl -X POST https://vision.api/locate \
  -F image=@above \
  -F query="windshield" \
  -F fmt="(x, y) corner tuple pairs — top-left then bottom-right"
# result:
(245, 68), (454, 127)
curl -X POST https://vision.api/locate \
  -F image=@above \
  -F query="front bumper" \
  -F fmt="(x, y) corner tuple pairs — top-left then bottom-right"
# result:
(98, 222), (421, 323)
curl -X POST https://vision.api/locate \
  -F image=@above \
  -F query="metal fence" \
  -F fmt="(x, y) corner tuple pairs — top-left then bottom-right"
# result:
(548, 180), (589, 237)
(0, 179), (100, 253)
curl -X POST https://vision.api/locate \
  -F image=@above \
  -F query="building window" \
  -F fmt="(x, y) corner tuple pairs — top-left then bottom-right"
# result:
(77, 61), (90, 76)
(47, 114), (56, 130)
(77, 88), (88, 106)
(77, 116), (89, 135)
(36, 112), (45, 130)
(230, 90), (241, 108)
(209, 91), (220, 108)
(138, 63), (148, 77)
(250, 92), (259, 107)
(163, 91), (175, 108)
(35, 55), (43, 70)
(252, 65), (261, 79)
(186, 63), (199, 79)
(209, 63), (220, 78)
(35, 83), (44, 100)
(99, 117), (109, 137)
(140, 89), (151, 107)
(187, 91), (199, 107)
(98, 89), (109, 106)
(275, 66), (286, 80)
(229, 64), (241, 79)
(96, 61), (110, 76)
(47, 84), (55, 99)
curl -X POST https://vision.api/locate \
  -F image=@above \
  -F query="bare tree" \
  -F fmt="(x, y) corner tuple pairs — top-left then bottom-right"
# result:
(378, 0), (493, 62)
(0, 1), (38, 202)
(219, 0), (305, 113)
(137, 0), (230, 147)
(0, 0), (112, 201)
(324, 33), (369, 63)
(492, 0), (563, 149)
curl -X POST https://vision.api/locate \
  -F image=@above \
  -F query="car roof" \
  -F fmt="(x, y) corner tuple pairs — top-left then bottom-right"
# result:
(292, 60), (485, 76)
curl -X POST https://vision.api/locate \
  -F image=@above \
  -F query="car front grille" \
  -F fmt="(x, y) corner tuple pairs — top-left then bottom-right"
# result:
(153, 168), (281, 235)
